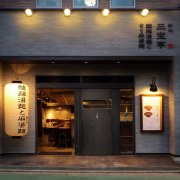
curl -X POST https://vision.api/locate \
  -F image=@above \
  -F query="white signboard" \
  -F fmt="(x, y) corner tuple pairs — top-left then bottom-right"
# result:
(140, 94), (164, 132)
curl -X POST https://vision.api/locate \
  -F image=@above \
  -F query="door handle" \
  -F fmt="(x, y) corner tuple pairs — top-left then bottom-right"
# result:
(96, 112), (98, 119)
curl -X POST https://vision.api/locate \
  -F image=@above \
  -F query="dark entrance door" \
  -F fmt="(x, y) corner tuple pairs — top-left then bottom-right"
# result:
(78, 89), (120, 155)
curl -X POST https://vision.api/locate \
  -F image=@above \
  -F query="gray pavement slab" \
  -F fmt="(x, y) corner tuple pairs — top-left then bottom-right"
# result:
(0, 154), (180, 174)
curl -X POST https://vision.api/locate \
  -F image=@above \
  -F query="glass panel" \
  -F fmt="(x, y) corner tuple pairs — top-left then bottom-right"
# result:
(120, 89), (133, 122)
(37, 0), (62, 8)
(74, 0), (98, 8)
(37, 88), (75, 155)
(82, 99), (112, 109)
(36, 76), (80, 83)
(120, 89), (134, 154)
(110, 0), (135, 7)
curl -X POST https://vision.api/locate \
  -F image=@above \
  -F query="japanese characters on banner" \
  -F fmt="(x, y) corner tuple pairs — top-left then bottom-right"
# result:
(5, 82), (29, 136)
(138, 23), (174, 49)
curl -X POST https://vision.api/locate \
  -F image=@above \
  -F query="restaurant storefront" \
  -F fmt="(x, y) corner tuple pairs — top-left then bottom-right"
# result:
(0, 61), (170, 156)
(0, 0), (180, 159)
(36, 75), (135, 155)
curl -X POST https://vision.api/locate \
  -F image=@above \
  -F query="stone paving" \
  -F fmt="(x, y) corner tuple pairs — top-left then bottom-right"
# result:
(0, 155), (180, 173)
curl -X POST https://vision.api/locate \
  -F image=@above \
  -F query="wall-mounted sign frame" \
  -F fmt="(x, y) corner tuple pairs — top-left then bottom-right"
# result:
(140, 94), (164, 132)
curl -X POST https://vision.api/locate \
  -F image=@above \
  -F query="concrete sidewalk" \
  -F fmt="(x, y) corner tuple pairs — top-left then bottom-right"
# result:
(0, 173), (180, 180)
(0, 155), (180, 173)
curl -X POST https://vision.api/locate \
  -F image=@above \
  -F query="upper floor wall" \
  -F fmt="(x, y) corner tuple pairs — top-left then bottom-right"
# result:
(0, 10), (180, 57)
(0, 0), (179, 9)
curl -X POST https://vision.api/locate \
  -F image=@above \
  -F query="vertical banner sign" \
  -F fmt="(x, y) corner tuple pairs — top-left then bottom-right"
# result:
(5, 83), (29, 136)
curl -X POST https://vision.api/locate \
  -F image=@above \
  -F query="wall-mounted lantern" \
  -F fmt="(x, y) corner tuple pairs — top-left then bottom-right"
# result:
(4, 81), (29, 137)
(149, 77), (158, 92)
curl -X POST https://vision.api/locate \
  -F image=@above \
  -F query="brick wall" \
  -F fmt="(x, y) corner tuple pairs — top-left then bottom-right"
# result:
(0, 0), (179, 9)
(0, 0), (36, 9)
(137, 0), (179, 9)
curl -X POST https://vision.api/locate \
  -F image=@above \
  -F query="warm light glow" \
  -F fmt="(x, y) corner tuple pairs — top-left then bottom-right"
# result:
(46, 107), (71, 119)
(25, 9), (33, 17)
(4, 83), (29, 136)
(64, 9), (71, 17)
(102, 9), (110, 17)
(10, 64), (33, 74)
(141, 9), (149, 17)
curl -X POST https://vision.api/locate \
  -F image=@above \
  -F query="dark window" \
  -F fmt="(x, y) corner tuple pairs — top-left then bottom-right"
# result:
(110, 0), (135, 8)
(82, 76), (134, 83)
(36, 0), (62, 8)
(36, 76), (80, 83)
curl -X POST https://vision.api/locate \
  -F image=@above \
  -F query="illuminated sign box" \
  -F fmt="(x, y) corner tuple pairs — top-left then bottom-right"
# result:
(73, 0), (98, 8)
(140, 94), (164, 132)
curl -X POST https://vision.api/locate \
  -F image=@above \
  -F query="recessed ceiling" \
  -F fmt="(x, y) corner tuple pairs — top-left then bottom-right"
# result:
(0, 56), (173, 64)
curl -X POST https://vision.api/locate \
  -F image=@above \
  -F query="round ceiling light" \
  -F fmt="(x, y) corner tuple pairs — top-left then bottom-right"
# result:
(64, 9), (71, 17)
(141, 9), (149, 17)
(25, 9), (33, 17)
(102, 9), (110, 17)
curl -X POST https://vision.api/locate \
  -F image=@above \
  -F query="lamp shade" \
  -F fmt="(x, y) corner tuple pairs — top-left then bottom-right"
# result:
(149, 77), (158, 92)
(4, 82), (29, 136)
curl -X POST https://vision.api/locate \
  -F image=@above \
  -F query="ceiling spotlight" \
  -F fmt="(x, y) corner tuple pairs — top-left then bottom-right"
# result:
(84, 61), (88, 64)
(117, 61), (120, 64)
(64, 9), (71, 17)
(141, 9), (149, 17)
(25, 9), (33, 17)
(149, 77), (158, 92)
(102, 9), (110, 17)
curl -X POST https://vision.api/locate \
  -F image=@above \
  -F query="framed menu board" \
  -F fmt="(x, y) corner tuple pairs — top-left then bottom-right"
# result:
(140, 94), (164, 132)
